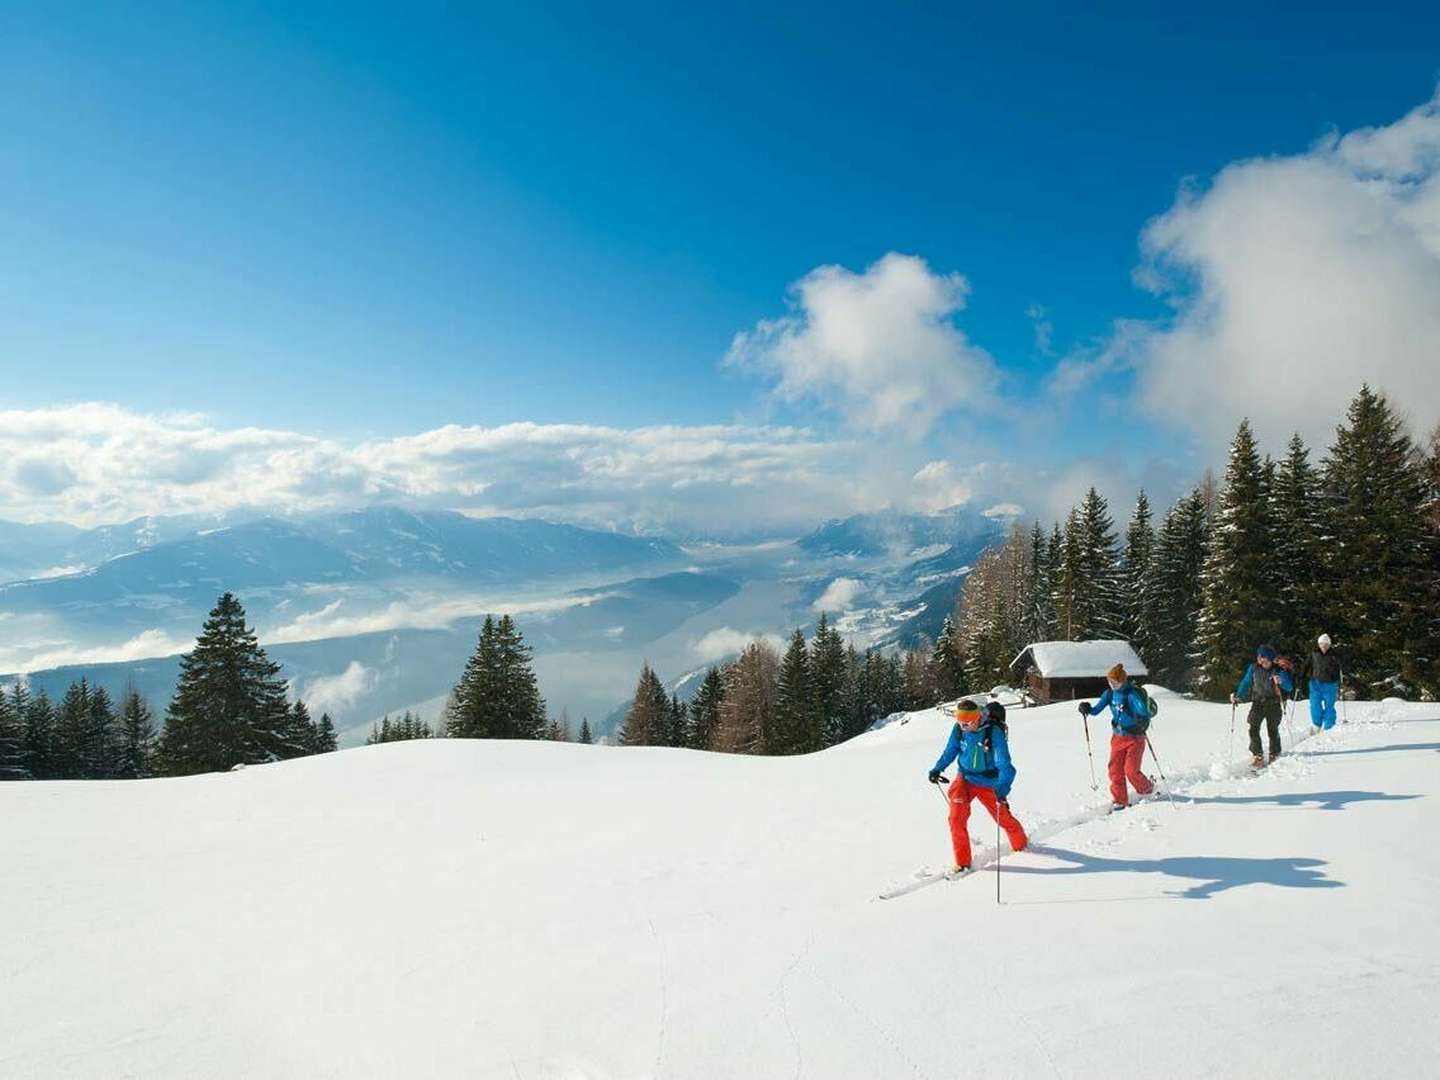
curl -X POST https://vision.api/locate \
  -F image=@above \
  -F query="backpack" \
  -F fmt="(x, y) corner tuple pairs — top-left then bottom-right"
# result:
(958, 701), (1008, 777)
(1139, 688), (1159, 719)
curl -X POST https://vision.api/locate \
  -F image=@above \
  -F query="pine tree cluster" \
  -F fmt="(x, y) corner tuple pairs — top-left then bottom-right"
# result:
(366, 711), (434, 744)
(620, 614), (952, 755)
(953, 385), (1439, 702)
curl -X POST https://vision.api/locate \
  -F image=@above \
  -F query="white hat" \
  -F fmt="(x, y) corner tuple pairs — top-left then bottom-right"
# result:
(1318, 633), (1332, 647)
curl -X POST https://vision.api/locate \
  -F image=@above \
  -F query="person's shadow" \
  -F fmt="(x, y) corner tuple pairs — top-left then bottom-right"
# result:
(1184, 790), (1422, 812)
(1013, 844), (1345, 900)
(1302, 742), (1440, 757)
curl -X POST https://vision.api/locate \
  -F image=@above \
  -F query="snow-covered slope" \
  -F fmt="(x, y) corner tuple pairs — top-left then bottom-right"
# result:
(3, 694), (1438, 1078)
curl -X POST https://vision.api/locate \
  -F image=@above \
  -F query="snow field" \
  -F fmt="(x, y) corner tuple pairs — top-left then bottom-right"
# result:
(2, 692), (1439, 1078)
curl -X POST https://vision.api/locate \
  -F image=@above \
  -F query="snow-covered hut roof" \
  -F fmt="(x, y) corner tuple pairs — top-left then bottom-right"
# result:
(1010, 640), (1148, 679)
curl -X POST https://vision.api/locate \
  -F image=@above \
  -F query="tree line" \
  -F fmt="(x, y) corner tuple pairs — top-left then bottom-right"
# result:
(0, 592), (339, 780)
(616, 612), (966, 755)
(956, 385), (1439, 700)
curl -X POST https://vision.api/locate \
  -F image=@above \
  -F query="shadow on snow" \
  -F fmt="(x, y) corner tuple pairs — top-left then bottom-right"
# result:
(1183, 789), (1422, 812)
(1015, 844), (1345, 900)
(1300, 742), (1440, 758)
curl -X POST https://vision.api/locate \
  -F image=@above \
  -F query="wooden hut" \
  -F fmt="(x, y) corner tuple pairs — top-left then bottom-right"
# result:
(1010, 640), (1148, 704)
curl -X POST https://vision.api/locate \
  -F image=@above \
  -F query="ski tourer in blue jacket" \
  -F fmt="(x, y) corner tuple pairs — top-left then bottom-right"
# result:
(1085, 682), (1152, 734)
(929, 711), (1016, 798)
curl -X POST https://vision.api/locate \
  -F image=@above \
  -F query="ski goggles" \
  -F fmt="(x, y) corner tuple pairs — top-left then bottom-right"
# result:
(955, 705), (983, 728)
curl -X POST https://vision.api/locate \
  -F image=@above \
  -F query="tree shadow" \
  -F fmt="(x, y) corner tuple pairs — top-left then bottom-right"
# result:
(1016, 844), (1345, 900)
(1185, 789), (1422, 811)
(1303, 742), (1440, 757)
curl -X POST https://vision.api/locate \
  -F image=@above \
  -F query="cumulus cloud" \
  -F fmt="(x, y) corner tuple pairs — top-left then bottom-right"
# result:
(1127, 88), (1440, 449)
(0, 404), (886, 535)
(691, 627), (786, 663)
(266, 592), (615, 644)
(910, 460), (978, 512)
(299, 661), (376, 716)
(725, 253), (999, 435)
(6, 628), (194, 673)
(813, 577), (863, 613)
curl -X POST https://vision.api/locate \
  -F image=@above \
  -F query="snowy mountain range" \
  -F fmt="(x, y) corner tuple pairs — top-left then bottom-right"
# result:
(1, 504), (1006, 741)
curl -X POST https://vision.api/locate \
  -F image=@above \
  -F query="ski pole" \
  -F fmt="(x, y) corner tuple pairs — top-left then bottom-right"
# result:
(931, 775), (951, 806)
(1145, 734), (1178, 809)
(1080, 705), (1098, 791)
(1228, 702), (1237, 767)
(995, 795), (1002, 906)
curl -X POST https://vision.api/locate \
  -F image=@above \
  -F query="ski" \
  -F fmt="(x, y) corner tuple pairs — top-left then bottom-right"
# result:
(877, 865), (977, 900)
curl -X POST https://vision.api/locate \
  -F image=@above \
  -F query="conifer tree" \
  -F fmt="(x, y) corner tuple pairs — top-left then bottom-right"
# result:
(1269, 433), (1323, 654)
(620, 663), (669, 746)
(315, 712), (339, 752)
(716, 642), (778, 753)
(665, 694), (688, 748)
(1025, 522), (1055, 643)
(774, 629), (816, 754)
(686, 667), (724, 750)
(809, 614), (847, 748)
(116, 689), (157, 779)
(928, 615), (967, 701)
(286, 700), (318, 758)
(54, 678), (92, 779)
(0, 686), (30, 780)
(446, 615), (547, 739)
(578, 718), (593, 745)
(902, 641), (937, 710)
(157, 593), (293, 775)
(22, 688), (56, 781)
(1320, 386), (1436, 694)
(836, 642), (866, 744)
(1196, 420), (1282, 698)
(1121, 490), (1158, 663)
(1052, 509), (1084, 640)
(1149, 488), (1210, 690)
(1076, 488), (1123, 639)
(84, 685), (118, 779)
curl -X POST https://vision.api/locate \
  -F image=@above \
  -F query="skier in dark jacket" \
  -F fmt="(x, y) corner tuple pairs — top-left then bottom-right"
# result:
(928, 699), (1028, 873)
(1307, 634), (1342, 732)
(1231, 645), (1294, 766)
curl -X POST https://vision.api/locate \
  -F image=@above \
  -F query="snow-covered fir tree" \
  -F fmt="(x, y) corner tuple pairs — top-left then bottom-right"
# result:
(1149, 487), (1210, 690)
(1121, 490), (1158, 664)
(1320, 386), (1436, 696)
(314, 712), (339, 752)
(578, 718), (593, 745)
(1195, 420), (1282, 697)
(21, 687), (56, 781)
(928, 616), (967, 701)
(1269, 432), (1324, 654)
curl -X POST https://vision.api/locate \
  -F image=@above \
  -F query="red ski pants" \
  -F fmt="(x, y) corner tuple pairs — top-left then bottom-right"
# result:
(1108, 734), (1154, 806)
(946, 777), (1027, 867)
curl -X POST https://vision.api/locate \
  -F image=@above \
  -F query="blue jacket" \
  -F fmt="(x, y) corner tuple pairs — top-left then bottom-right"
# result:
(932, 723), (1016, 799)
(1235, 663), (1293, 702)
(1089, 684), (1151, 735)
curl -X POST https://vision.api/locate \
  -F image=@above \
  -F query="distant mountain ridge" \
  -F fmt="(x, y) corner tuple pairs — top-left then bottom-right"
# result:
(797, 505), (1012, 559)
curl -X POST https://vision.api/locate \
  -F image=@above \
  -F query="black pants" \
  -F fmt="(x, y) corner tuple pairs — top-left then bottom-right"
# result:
(1248, 699), (1283, 758)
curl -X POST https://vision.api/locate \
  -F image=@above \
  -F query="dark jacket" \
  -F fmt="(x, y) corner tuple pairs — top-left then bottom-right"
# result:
(1308, 649), (1342, 684)
(1236, 662), (1294, 703)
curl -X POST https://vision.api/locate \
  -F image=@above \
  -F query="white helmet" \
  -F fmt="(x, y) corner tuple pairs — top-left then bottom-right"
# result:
(1318, 633), (1332, 647)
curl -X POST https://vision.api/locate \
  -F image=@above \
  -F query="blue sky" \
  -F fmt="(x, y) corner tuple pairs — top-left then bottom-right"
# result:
(3, 3), (1440, 531)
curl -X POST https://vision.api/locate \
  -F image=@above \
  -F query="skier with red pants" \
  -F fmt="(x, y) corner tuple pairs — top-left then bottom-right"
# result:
(927, 699), (1028, 872)
(1079, 663), (1154, 810)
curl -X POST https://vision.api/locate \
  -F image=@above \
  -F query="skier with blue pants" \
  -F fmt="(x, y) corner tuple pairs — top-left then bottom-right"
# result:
(1307, 634), (1342, 732)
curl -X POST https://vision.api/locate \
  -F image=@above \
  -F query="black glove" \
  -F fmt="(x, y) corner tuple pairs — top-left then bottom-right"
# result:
(928, 769), (942, 784)
(1078, 702), (1091, 717)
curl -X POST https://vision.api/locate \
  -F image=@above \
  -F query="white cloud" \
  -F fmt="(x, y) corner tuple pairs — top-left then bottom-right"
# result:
(265, 592), (615, 644)
(8, 629), (193, 673)
(982, 503), (1023, 519)
(725, 253), (999, 434)
(1128, 88), (1440, 450)
(691, 627), (786, 663)
(0, 405), (882, 535)
(299, 661), (376, 716)
(813, 578), (863, 613)
(910, 460), (977, 512)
